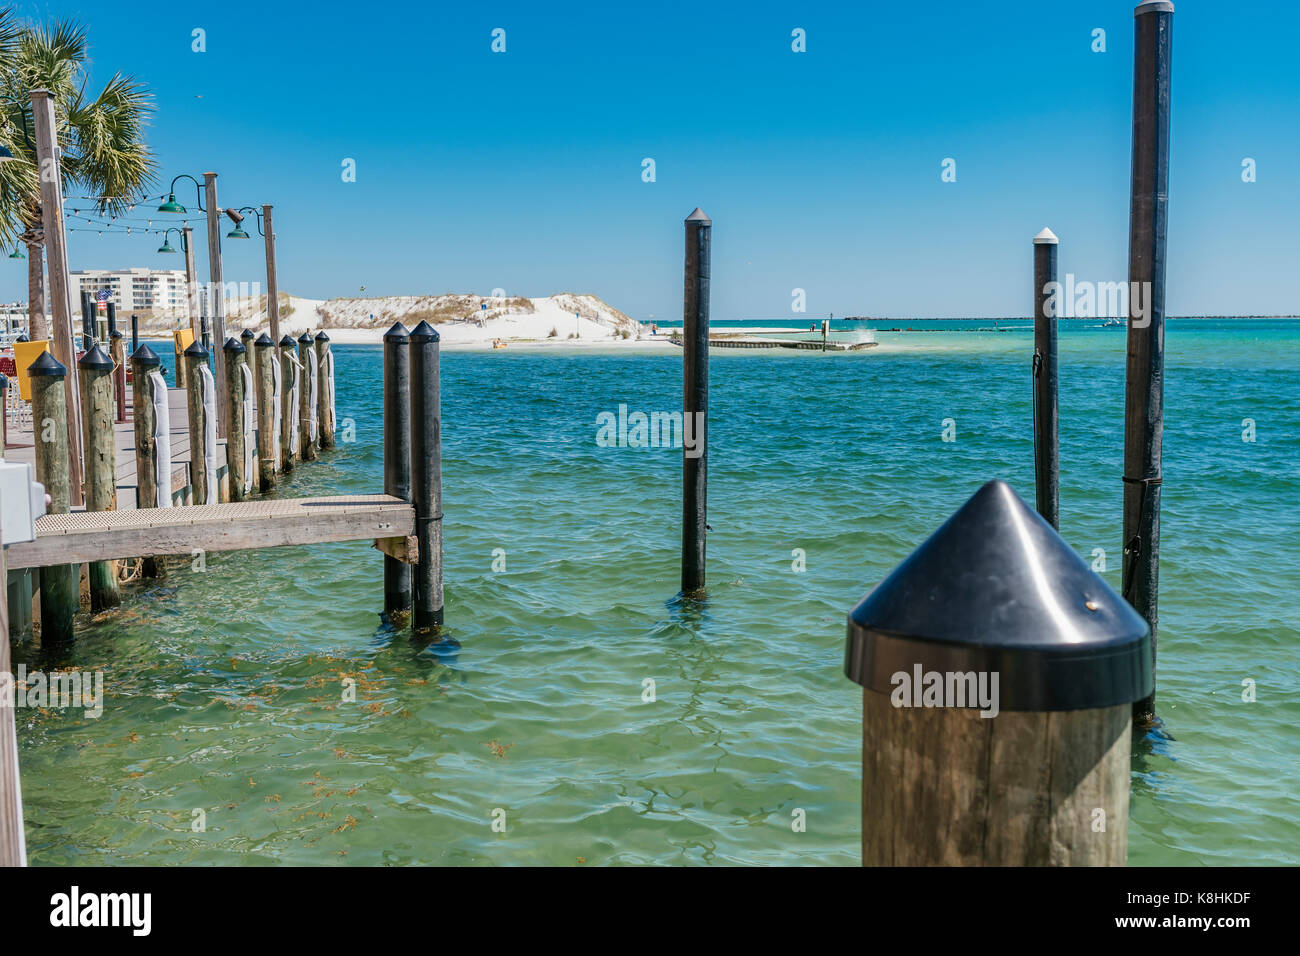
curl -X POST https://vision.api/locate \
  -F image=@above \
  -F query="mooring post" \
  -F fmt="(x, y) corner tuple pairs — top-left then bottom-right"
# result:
(315, 330), (335, 450)
(130, 344), (166, 577)
(383, 322), (412, 617)
(681, 207), (711, 595)
(109, 329), (126, 424)
(254, 333), (277, 491)
(1033, 227), (1060, 530)
(241, 328), (257, 385)
(408, 320), (443, 631)
(845, 480), (1152, 865)
(79, 290), (94, 347)
(27, 351), (77, 644)
(77, 345), (121, 610)
(184, 341), (213, 505)
(223, 338), (250, 501)
(279, 335), (298, 473)
(298, 331), (318, 462)
(1124, 0), (1174, 725)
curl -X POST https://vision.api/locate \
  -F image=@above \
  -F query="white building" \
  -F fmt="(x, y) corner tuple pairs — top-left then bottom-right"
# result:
(70, 268), (188, 317)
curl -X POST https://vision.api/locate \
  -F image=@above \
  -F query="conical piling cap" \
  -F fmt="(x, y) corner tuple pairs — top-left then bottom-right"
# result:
(1033, 227), (1059, 245)
(314, 330), (330, 342)
(130, 344), (160, 367)
(184, 340), (209, 359)
(240, 328), (255, 340)
(685, 207), (711, 225)
(26, 349), (65, 378)
(110, 329), (124, 340)
(409, 320), (439, 342)
(255, 332), (275, 347)
(383, 322), (409, 342)
(223, 336), (245, 353)
(844, 480), (1151, 712)
(298, 331), (313, 344)
(279, 334), (297, 348)
(77, 344), (114, 370)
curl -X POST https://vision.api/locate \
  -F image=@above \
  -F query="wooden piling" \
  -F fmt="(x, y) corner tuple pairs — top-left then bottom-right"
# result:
(255, 333), (278, 491)
(682, 208), (711, 594)
(383, 323), (412, 617)
(298, 332), (318, 462)
(845, 480), (1152, 866)
(409, 321), (443, 631)
(223, 338), (251, 502)
(279, 335), (298, 473)
(109, 329), (127, 424)
(130, 345), (166, 578)
(203, 172), (229, 439)
(1033, 228), (1060, 530)
(315, 331), (335, 450)
(78, 345), (121, 610)
(241, 328), (257, 385)
(26, 351), (77, 643)
(1124, 0), (1174, 725)
(184, 341), (214, 506)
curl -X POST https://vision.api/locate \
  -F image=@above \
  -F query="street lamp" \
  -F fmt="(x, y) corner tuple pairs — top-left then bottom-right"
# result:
(8, 246), (24, 258)
(157, 174), (206, 213)
(157, 227), (186, 254)
(224, 206), (265, 239)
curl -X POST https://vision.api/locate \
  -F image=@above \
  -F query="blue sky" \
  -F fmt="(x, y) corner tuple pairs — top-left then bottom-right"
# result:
(3, 0), (1296, 318)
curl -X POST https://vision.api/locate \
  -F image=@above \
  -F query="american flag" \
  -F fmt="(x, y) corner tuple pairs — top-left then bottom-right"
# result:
(95, 289), (111, 302)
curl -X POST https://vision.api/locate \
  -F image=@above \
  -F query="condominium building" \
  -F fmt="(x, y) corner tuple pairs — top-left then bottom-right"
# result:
(70, 268), (189, 317)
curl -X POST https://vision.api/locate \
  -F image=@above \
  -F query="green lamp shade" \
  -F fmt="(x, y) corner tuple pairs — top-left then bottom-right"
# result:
(9, 246), (24, 258)
(226, 225), (250, 239)
(157, 240), (176, 254)
(157, 193), (186, 213)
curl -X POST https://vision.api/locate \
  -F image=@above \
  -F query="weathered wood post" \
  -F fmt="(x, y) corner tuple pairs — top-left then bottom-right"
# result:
(0, 508), (27, 866)
(383, 322), (412, 618)
(78, 345), (121, 610)
(298, 331), (318, 462)
(222, 338), (251, 502)
(845, 480), (1152, 866)
(27, 351), (77, 643)
(263, 204), (281, 342)
(255, 333), (278, 491)
(1124, 0), (1174, 725)
(184, 341), (214, 506)
(109, 329), (126, 424)
(315, 330), (335, 450)
(241, 328), (257, 385)
(682, 207), (711, 595)
(279, 335), (298, 473)
(409, 320), (443, 632)
(203, 171), (229, 438)
(130, 344), (167, 577)
(1033, 227), (1060, 530)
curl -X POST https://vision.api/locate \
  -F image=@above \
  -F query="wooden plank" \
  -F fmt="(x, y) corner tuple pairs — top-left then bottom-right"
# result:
(373, 534), (418, 564)
(6, 495), (414, 569)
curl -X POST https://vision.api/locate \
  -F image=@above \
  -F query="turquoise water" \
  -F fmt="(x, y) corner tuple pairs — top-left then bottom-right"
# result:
(13, 320), (1300, 865)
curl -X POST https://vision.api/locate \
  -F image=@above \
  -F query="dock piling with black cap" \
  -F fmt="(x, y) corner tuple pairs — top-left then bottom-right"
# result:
(408, 320), (443, 631)
(315, 331), (335, 450)
(1033, 227), (1060, 529)
(279, 335), (299, 473)
(844, 480), (1151, 866)
(241, 328), (257, 385)
(298, 331), (318, 462)
(223, 338), (251, 501)
(383, 322), (412, 618)
(78, 344), (121, 610)
(130, 344), (166, 577)
(27, 351), (77, 643)
(184, 341), (213, 505)
(109, 329), (126, 424)
(255, 333), (278, 491)
(681, 207), (711, 595)
(1123, 0), (1174, 724)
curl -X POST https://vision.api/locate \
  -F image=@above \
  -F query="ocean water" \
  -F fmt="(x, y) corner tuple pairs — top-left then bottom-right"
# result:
(12, 319), (1299, 866)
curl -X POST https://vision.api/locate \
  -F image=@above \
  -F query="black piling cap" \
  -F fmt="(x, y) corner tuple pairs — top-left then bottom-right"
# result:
(383, 322), (409, 342)
(314, 330), (330, 342)
(255, 332), (275, 347)
(223, 336), (245, 353)
(844, 479), (1152, 712)
(15, 333), (29, 342)
(26, 349), (66, 378)
(409, 320), (440, 343)
(298, 331), (313, 344)
(130, 344), (160, 367)
(184, 340), (209, 359)
(240, 328), (255, 340)
(279, 334), (297, 348)
(110, 329), (124, 340)
(77, 344), (114, 371)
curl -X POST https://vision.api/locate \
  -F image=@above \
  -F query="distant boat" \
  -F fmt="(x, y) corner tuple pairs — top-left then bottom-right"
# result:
(1101, 318), (1125, 328)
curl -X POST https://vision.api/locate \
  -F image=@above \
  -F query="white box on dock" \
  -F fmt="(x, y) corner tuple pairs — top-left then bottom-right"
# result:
(0, 459), (46, 545)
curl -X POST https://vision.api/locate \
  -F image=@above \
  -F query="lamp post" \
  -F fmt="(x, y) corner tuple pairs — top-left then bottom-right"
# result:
(224, 205), (281, 341)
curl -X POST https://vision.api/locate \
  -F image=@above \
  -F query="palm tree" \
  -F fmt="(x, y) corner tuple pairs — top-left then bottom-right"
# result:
(0, 18), (155, 339)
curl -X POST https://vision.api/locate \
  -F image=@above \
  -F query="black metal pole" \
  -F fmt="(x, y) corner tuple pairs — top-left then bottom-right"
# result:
(1123, 0), (1173, 725)
(681, 207), (711, 594)
(106, 301), (117, 337)
(80, 290), (94, 346)
(383, 322), (413, 617)
(1033, 228), (1060, 529)
(409, 320), (443, 632)
(131, 314), (139, 355)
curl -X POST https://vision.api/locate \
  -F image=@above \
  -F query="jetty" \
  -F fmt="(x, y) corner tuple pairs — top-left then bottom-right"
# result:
(667, 329), (878, 351)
